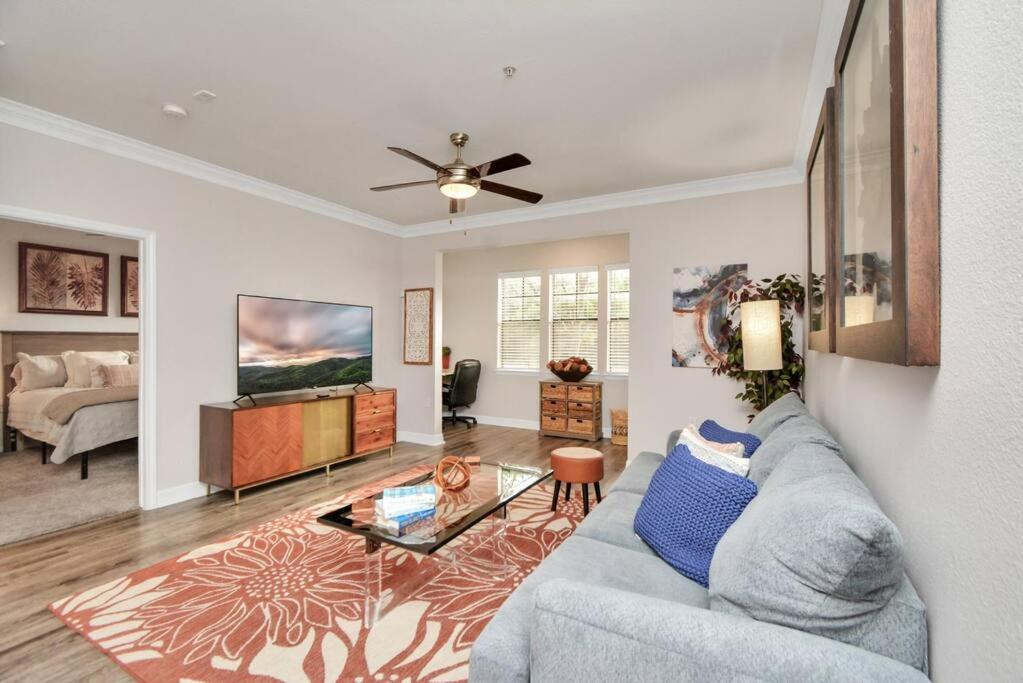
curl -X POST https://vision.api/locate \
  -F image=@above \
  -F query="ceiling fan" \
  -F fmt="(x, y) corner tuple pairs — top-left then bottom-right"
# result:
(371, 132), (543, 214)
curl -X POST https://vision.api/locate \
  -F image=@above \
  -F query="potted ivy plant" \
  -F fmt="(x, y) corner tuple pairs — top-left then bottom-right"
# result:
(442, 346), (452, 370)
(711, 273), (805, 417)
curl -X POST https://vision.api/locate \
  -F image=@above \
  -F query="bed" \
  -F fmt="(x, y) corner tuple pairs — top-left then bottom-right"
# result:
(2, 331), (139, 478)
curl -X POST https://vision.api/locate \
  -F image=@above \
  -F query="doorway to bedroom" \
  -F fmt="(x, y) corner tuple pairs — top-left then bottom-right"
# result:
(0, 218), (143, 545)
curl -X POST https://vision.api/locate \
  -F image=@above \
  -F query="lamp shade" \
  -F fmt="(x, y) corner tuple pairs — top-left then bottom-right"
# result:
(844, 293), (876, 327)
(740, 299), (782, 371)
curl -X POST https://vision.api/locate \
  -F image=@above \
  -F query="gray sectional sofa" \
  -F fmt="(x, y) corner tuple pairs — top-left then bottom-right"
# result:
(469, 394), (929, 682)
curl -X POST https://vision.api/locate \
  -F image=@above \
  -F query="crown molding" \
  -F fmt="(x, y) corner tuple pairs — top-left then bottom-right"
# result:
(400, 165), (803, 237)
(0, 98), (402, 236)
(791, 0), (848, 169)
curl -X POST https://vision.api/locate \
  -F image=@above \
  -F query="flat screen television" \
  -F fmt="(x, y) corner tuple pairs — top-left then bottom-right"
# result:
(237, 294), (373, 396)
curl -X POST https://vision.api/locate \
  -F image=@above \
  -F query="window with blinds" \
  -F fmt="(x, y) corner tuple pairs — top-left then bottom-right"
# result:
(607, 266), (630, 374)
(497, 273), (541, 370)
(550, 269), (599, 371)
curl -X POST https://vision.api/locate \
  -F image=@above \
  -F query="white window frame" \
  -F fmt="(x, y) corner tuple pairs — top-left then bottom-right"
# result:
(496, 270), (542, 373)
(604, 263), (630, 378)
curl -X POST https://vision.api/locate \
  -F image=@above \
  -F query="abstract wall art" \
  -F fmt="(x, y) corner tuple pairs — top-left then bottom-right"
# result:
(19, 242), (109, 316)
(672, 263), (748, 368)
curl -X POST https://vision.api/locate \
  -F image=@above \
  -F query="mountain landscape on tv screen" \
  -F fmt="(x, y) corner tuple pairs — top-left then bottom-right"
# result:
(238, 356), (371, 394)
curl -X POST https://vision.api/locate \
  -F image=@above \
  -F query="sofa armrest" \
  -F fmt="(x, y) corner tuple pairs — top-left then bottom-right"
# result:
(530, 580), (929, 683)
(666, 429), (683, 455)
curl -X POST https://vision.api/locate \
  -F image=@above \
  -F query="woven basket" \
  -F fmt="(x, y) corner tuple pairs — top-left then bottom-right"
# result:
(611, 409), (628, 446)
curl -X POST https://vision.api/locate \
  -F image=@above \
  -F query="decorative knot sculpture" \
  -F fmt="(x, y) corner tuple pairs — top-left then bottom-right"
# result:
(434, 455), (475, 492)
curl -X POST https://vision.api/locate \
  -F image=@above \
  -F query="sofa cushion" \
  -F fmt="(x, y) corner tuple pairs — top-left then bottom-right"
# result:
(745, 391), (808, 441)
(573, 490), (655, 556)
(747, 413), (841, 487)
(699, 419), (762, 456)
(634, 446), (757, 587)
(708, 447), (925, 669)
(609, 451), (663, 495)
(469, 535), (708, 682)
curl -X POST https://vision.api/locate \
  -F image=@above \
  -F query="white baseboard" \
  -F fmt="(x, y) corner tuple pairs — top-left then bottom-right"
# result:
(155, 481), (210, 508)
(473, 414), (612, 440)
(397, 431), (445, 447)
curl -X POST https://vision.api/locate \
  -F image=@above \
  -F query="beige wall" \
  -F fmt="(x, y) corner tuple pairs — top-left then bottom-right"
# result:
(400, 183), (805, 456)
(804, 2), (1023, 679)
(1, 218), (139, 333)
(442, 234), (629, 430)
(0, 124), (402, 502)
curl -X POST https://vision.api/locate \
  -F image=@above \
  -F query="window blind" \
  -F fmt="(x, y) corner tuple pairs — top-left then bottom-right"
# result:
(550, 269), (599, 371)
(607, 267), (630, 374)
(497, 273), (541, 370)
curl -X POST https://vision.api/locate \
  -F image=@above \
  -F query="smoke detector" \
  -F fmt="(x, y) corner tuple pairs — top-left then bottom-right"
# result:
(161, 103), (189, 119)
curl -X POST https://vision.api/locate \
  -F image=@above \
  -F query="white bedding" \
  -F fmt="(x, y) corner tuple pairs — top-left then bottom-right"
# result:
(7, 387), (138, 464)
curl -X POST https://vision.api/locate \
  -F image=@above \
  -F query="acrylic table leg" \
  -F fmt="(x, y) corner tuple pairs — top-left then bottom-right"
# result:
(364, 538), (383, 628)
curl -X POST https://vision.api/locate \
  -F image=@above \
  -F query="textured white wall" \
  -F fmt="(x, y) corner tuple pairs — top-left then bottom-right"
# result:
(400, 184), (804, 456)
(0, 124), (402, 497)
(442, 234), (630, 428)
(804, 2), (1023, 679)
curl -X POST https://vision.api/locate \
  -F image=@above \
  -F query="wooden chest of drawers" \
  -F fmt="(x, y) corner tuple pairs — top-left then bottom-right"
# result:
(539, 380), (602, 441)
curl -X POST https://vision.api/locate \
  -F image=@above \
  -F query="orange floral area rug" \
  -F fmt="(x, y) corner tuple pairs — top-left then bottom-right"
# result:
(50, 466), (587, 682)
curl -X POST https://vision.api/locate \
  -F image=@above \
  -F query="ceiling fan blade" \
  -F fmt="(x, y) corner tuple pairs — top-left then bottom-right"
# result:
(387, 147), (444, 172)
(370, 180), (435, 192)
(448, 198), (466, 214)
(480, 180), (543, 204)
(474, 153), (531, 178)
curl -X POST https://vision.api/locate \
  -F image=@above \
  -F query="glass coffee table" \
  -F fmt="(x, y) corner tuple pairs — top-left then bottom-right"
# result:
(318, 462), (551, 627)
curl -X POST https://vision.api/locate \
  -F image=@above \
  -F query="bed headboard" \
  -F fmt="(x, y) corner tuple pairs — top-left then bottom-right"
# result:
(1, 331), (139, 448)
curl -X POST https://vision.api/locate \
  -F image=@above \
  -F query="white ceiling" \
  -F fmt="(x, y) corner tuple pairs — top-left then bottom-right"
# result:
(0, 1), (824, 227)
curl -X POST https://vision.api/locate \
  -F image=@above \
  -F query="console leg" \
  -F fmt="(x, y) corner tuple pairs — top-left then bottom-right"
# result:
(326, 463), (332, 478)
(234, 489), (240, 505)
(206, 483), (211, 496)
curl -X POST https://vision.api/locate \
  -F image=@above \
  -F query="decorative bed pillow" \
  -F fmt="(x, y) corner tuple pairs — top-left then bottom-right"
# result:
(128, 350), (140, 365)
(61, 350), (130, 388)
(679, 425), (750, 477)
(14, 353), (68, 390)
(634, 445), (758, 587)
(699, 419), (762, 456)
(99, 363), (140, 388)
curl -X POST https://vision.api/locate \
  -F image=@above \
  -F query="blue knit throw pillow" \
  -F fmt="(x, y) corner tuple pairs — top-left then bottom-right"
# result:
(699, 419), (762, 457)
(634, 445), (758, 587)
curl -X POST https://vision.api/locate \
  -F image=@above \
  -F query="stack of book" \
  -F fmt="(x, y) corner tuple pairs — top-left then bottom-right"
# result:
(375, 484), (437, 535)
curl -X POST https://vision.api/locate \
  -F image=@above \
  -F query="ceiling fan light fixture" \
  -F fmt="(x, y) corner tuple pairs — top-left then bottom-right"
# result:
(439, 181), (479, 199)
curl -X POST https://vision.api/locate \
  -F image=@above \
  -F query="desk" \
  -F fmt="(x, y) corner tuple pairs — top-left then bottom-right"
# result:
(442, 369), (455, 385)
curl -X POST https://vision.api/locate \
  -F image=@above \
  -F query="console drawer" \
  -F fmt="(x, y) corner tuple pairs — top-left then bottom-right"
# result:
(541, 383), (568, 399)
(568, 385), (595, 402)
(355, 410), (395, 433)
(568, 401), (593, 418)
(542, 399), (567, 416)
(354, 426), (394, 454)
(567, 418), (594, 435)
(541, 415), (567, 432)
(354, 391), (395, 415)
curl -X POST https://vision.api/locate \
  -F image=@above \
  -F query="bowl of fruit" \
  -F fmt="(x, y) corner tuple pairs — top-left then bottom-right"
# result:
(547, 356), (593, 383)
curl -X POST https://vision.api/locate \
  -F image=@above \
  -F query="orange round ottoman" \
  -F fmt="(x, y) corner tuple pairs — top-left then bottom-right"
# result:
(550, 446), (604, 515)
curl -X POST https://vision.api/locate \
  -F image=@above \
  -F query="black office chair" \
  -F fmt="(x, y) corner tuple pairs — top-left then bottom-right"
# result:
(443, 359), (481, 428)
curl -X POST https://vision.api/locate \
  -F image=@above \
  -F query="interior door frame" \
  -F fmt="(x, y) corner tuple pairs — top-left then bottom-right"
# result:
(0, 203), (158, 510)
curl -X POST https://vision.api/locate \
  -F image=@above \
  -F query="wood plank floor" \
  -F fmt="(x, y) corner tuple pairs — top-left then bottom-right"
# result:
(0, 425), (626, 682)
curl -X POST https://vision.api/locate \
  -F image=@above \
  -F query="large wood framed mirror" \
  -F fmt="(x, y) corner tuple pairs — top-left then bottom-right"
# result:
(806, 87), (837, 353)
(832, 0), (939, 366)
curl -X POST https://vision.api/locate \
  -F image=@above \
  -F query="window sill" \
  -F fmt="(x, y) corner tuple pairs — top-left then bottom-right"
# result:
(495, 369), (541, 377)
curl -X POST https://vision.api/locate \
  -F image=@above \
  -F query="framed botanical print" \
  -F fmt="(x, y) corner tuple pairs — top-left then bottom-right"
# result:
(403, 287), (434, 365)
(121, 256), (140, 317)
(806, 87), (837, 353)
(832, 0), (939, 365)
(19, 242), (109, 316)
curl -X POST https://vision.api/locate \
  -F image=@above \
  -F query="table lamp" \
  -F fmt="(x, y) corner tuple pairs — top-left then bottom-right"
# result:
(740, 299), (782, 407)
